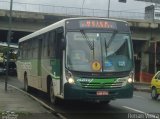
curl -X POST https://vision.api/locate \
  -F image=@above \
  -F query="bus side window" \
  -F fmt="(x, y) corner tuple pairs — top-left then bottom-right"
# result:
(42, 33), (50, 57)
(55, 27), (64, 59)
(46, 33), (50, 57)
(31, 39), (34, 58)
(23, 41), (28, 59)
(28, 39), (32, 59)
(18, 43), (22, 59)
(21, 43), (24, 59)
(42, 34), (47, 58)
(49, 31), (56, 57)
(33, 38), (38, 59)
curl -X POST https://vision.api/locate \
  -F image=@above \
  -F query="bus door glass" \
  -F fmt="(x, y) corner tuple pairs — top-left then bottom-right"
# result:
(56, 27), (64, 94)
(38, 38), (42, 76)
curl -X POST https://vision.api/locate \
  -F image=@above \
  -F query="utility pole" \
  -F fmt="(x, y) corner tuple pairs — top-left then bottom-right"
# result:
(107, 0), (110, 18)
(81, 0), (85, 16)
(134, 0), (160, 4)
(154, 41), (157, 73)
(5, 0), (13, 91)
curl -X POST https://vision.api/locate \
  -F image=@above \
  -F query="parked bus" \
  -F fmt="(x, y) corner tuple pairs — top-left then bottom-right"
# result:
(17, 17), (134, 104)
(0, 42), (18, 75)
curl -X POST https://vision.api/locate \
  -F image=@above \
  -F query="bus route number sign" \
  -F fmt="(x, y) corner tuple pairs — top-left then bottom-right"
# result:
(79, 20), (117, 29)
(96, 91), (109, 96)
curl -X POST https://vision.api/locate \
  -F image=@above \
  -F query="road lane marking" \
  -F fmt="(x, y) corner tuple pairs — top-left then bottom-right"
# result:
(0, 83), (67, 119)
(123, 106), (145, 113)
(123, 106), (160, 119)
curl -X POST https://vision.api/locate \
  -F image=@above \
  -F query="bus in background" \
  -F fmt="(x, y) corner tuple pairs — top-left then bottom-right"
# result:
(0, 42), (18, 75)
(16, 18), (134, 104)
(0, 53), (5, 75)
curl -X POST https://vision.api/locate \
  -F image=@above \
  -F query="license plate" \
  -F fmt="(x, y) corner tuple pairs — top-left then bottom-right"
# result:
(96, 91), (109, 96)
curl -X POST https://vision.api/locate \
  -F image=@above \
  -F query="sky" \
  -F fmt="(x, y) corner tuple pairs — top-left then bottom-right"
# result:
(0, 0), (154, 19)
(2, 0), (152, 13)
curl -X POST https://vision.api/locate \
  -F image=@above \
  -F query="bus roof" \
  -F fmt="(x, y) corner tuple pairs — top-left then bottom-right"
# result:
(19, 19), (66, 43)
(19, 17), (128, 43)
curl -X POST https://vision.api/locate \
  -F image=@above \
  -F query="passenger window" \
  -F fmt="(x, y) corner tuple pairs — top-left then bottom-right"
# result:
(55, 27), (64, 59)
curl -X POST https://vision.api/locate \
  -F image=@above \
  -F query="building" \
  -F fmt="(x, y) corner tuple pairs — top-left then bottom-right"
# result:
(145, 4), (160, 21)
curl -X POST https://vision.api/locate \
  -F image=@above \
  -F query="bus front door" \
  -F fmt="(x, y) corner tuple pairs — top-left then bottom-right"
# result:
(56, 28), (64, 95)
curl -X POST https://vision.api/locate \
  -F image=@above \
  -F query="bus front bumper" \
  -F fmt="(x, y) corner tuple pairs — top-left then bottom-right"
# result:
(64, 83), (133, 101)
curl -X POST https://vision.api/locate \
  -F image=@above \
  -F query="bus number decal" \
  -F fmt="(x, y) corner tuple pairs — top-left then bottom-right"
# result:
(21, 62), (32, 70)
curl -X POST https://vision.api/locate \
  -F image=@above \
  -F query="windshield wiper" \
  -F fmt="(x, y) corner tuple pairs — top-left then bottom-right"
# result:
(80, 30), (94, 50)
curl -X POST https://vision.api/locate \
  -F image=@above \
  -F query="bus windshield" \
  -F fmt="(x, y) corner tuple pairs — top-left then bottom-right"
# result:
(66, 31), (133, 72)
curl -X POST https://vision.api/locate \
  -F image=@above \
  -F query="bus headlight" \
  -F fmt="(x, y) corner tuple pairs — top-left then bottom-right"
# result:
(68, 77), (75, 84)
(128, 77), (133, 83)
(128, 71), (134, 83)
(65, 70), (75, 84)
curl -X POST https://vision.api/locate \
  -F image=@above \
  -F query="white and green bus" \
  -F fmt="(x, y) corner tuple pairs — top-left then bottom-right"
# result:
(17, 17), (134, 104)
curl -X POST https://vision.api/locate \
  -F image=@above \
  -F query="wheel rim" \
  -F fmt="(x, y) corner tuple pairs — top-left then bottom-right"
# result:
(50, 82), (55, 103)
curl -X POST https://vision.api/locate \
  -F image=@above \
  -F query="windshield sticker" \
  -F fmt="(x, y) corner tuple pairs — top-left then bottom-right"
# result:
(17, 61), (32, 70)
(118, 61), (126, 67)
(105, 61), (112, 67)
(91, 61), (101, 71)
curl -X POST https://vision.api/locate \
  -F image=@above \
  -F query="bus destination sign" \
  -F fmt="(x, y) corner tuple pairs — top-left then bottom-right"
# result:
(79, 20), (117, 29)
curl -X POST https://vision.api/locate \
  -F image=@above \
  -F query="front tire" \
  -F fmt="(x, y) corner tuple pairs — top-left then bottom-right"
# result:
(151, 87), (159, 100)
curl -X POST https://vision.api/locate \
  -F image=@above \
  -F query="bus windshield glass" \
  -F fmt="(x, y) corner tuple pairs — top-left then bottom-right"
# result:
(66, 31), (133, 72)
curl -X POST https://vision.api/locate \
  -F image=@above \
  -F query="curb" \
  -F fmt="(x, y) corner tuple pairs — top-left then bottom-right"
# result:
(133, 82), (150, 86)
(7, 84), (67, 119)
(133, 82), (151, 93)
(134, 87), (151, 93)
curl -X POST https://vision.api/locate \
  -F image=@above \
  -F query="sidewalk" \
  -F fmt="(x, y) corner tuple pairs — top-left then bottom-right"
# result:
(133, 82), (151, 93)
(0, 84), (60, 119)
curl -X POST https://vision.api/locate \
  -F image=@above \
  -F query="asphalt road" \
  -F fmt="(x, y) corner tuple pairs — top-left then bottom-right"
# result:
(0, 75), (160, 119)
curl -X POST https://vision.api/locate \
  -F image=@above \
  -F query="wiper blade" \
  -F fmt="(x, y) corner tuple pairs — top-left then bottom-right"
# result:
(80, 30), (94, 50)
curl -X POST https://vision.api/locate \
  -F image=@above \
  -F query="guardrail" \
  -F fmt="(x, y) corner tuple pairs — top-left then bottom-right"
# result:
(0, 0), (150, 20)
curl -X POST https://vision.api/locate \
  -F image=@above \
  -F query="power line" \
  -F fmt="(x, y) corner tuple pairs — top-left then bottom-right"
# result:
(118, 8), (145, 12)
(135, 0), (160, 4)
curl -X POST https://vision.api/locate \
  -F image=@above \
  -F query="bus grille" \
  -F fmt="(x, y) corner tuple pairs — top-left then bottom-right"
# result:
(80, 82), (123, 89)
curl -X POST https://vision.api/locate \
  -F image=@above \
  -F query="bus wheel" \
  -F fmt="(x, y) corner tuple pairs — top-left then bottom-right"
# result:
(151, 87), (159, 100)
(49, 81), (58, 104)
(24, 74), (30, 92)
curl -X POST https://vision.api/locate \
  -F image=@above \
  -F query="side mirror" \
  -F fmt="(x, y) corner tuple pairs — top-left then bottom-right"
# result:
(155, 76), (158, 79)
(61, 38), (66, 50)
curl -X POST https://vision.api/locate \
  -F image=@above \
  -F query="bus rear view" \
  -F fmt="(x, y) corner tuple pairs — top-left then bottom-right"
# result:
(64, 18), (134, 103)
